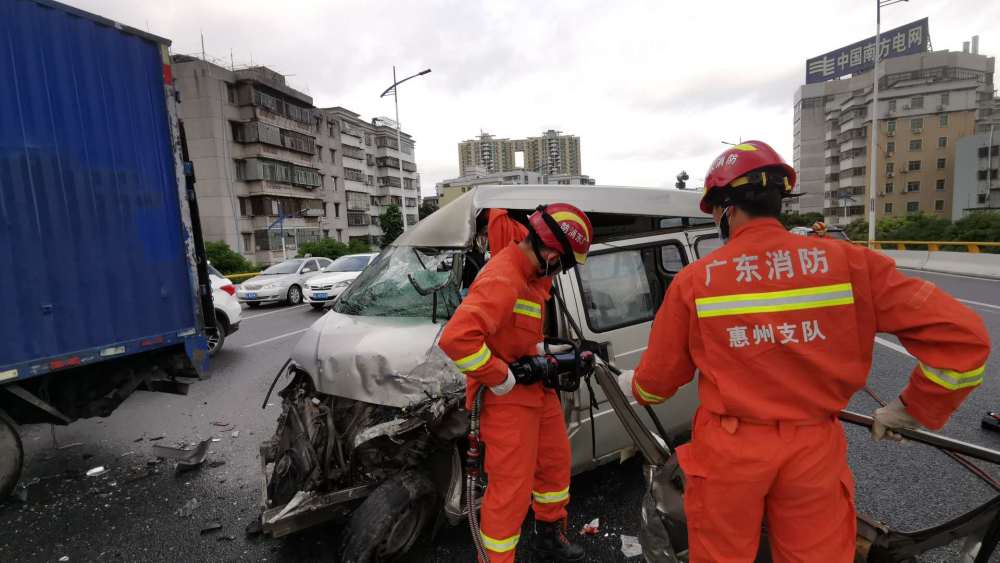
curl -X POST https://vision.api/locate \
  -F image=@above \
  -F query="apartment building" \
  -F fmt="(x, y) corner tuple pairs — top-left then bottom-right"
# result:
(790, 44), (997, 226)
(172, 57), (419, 263)
(457, 130), (583, 177)
(436, 170), (544, 208)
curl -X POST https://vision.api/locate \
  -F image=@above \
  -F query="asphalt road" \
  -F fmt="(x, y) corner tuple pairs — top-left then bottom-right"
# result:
(1, 269), (999, 562)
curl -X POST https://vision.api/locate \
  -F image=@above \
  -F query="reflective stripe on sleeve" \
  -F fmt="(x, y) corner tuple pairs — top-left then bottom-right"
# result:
(634, 380), (667, 404)
(513, 299), (542, 319)
(919, 362), (985, 391)
(695, 282), (854, 318)
(480, 531), (520, 553)
(532, 487), (569, 504)
(454, 344), (492, 373)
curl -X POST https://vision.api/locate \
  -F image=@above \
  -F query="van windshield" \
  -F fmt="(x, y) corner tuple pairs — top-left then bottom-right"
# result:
(334, 246), (462, 318)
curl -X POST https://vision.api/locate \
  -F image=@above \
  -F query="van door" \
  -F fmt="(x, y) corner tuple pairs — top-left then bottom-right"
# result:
(556, 232), (698, 471)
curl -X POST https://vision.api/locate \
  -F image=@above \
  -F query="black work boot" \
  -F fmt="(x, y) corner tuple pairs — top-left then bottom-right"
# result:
(532, 519), (586, 562)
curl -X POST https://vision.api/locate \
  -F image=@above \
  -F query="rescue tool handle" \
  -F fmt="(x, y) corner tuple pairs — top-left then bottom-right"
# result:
(839, 410), (1000, 465)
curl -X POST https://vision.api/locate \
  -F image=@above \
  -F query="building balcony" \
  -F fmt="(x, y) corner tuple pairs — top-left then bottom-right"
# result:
(839, 137), (867, 151)
(839, 156), (863, 169)
(824, 163), (839, 176)
(825, 128), (840, 142)
(243, 179), (321, 197)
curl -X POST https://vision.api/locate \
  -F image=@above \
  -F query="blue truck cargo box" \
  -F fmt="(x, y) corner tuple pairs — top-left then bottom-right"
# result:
(0, 0), (205, 383)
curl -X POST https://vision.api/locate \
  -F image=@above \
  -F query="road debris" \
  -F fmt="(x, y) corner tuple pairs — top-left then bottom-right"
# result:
(217, 535), (236, 542)
(85, 466), (107, 477)
(57, 442), (84, 451)
(200, 522), (223, 535)
(152, 439), (211, 473)
(580, 517), (600, 535)
(148, 435), (165, 442)
(175, 498), (199, 518)
(231, 431), (240, 439)
(208, 461), (226, 469)
(58, 557), (69, 562)
(620, 534), (642, 558)
(211, 421), (230, 427)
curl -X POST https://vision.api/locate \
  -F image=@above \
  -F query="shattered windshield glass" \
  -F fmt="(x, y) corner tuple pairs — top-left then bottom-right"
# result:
(334, 246), (463, 318)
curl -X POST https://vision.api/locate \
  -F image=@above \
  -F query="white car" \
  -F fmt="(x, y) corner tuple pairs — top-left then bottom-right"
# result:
(237, 257), (332, 307)
(303, 253), (378, 309)
(207, 265), (242, 355)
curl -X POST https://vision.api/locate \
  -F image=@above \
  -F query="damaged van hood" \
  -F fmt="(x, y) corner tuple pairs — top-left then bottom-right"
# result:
(290, 311), (464, 408)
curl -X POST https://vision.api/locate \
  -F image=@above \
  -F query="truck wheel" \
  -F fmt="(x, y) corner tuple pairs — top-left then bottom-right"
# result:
(340, 469), (438, 563)
(205, 321), (226, 356)
(286, 285), (303, 305)
(0, 411), (23, 498)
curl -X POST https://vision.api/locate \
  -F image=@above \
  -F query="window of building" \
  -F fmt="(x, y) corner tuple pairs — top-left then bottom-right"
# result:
(884, 202), (893, 213)
(940, 92), (949, 106)
(885, 162), (894, 174)
(242, 233), (252, 251)
(939, 113), (948, 127)
(936, 179), (945, 191)
(322, 202), (328, 217)
(331, 176), (338, 191)
(979, 194), (988, 204)
(936, 158), (946, 170)
(910, 118), (923, 132)
(884, 182), (893, 194)
(334, 203), (341, 218)
(910, 96), (923, 109)
(328, 121), (336, 137)
(908, 160), (921, 171)
(238, 197), (251, 217)
(938, 136), (947, 148)
(316, 145), (323, 162)
(888, 100), (897, 111)
(886, 141), (895, 154)
(934, 200), (945, 211)
(226, 83), (237, 104)
(887, 120), (896, 134)
(979, 170), (989, 180)
(906, 181), (920, 192)
(909, 139), (922, 151)
(329, 148), (336, 162)
(907, 201), (919, 213)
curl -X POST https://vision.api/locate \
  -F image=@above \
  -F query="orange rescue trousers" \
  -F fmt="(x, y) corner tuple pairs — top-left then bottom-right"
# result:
(477, 391), (571, 562)
(678, 409), (856, 563)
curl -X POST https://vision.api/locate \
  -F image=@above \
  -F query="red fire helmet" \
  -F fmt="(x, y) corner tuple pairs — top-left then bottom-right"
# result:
(527, 203), (593, 268)
(699, 140), (797, 213)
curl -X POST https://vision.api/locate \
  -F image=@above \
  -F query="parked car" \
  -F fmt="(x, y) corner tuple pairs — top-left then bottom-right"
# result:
(259, 184), (720, 559)
(790, 224), (849, 240)
(236, 257), (332, 307)
(206, 265), (242, 355)
(303, 253), (378, 309)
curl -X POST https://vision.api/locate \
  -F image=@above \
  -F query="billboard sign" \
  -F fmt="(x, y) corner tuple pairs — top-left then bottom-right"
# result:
(805, 18), (929, 84)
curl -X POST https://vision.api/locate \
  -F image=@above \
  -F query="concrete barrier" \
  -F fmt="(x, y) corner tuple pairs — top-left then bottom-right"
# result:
(880, 249), (1000, 279)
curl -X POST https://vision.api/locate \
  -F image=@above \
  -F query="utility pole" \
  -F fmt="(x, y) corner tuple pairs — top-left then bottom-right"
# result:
(381, 67), (432, 232)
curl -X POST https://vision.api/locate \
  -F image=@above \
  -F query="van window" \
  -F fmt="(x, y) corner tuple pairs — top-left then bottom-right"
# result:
(694, 235), (723, 258)
(577, 242), (686, 332)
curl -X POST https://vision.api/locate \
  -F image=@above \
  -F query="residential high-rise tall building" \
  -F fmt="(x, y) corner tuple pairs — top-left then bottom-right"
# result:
(790, 42), (997, 226)
(171, 56), (419, 263)
(457, 130), (583, 177)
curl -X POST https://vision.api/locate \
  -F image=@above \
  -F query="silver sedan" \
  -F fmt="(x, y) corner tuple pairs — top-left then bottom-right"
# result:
(236, 257), (331, 307)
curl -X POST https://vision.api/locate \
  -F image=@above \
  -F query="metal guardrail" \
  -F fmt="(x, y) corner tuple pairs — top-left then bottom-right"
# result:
(857, 241), (1000, 253)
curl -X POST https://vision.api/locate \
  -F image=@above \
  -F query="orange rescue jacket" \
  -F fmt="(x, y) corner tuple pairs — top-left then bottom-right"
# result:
(632, 218), (990, 429)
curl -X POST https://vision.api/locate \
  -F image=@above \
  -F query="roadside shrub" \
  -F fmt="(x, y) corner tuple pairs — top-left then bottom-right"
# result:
(205, 240), (254, 274)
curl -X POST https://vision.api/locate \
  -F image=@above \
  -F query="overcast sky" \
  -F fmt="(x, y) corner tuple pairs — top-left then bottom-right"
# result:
(68, 0), (999, 196)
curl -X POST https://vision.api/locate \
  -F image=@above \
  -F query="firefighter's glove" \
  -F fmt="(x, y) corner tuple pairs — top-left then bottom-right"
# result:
(872, 397), (923, 442)
(490, 371), (516, 396)
(617, 370), (636, 401)
(509, 355), (555, 386)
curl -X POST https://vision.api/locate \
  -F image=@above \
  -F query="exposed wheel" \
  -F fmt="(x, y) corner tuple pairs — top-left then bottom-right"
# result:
(310, 303), (325, 310)
(205, 314), (226, 356)
(0, 411), (23, 498)
(247, 302), (261, 309)
(340, 469), (439, 563)
(286, 285), (303, 305)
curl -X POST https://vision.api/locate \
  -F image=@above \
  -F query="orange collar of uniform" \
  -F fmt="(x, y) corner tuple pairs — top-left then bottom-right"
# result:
(729, 217), (785, 241)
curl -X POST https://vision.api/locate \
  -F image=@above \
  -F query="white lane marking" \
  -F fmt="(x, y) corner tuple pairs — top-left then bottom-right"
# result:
(875, 336), (912, 357)
(242, 304), (308, 320)
(958, 298), (1000, 311)
(243, 328), (309, 349)
(898, 268), (1000, 282)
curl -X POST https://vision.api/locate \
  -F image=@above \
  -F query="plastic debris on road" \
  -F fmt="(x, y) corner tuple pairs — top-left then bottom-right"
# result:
(580, 518), (600, 535)
(231, 431), (240, 439)
(620, 534), (642, 558)
(58, 557), (69, 562)
(152, 439), (211, 473)
(175, 498), (200, 518)
(200, 522), (223, 535)
(85, 466), (107, 477)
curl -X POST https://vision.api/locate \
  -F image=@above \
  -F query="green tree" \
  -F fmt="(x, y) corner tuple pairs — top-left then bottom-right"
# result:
(419, 200), (438, 219)
(844, 219), (868, 241)
(347, 240), (373, 254)
(380, 204), (404, 246)
(298, 238), (350, 260)
(205, 240), (254, 274)
(779, 212), (824, 229)
(949, 211), (1000, 243)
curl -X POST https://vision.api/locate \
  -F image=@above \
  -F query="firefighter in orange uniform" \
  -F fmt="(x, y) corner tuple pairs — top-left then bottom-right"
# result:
(439, 204), (593, 562)
(617, 140), (990, 562)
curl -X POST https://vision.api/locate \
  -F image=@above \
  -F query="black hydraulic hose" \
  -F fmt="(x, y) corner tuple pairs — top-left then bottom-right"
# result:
(466, 386), (489, 563)
(261, 358), (292, 409)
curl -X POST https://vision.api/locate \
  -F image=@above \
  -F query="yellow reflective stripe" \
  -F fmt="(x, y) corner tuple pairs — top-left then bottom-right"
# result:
(919, 362), (985, 391)
(573, 250), (588, 265)
(695, 283), (854, 318)
(634, 380), (667, 404)
(549, 211), (591, 239)
(480, 531), (520, 553)
(532, 487), (569, 504)
(513, 299), (542, 319)
(455, 344), (492, 373)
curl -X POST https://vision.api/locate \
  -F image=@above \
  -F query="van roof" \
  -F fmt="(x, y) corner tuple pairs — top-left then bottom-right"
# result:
(394, 184), (708, 248)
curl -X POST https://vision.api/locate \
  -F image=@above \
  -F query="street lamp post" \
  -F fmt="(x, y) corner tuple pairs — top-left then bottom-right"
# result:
(867, 0), (908, 244)
(380, 67), (431, 232)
